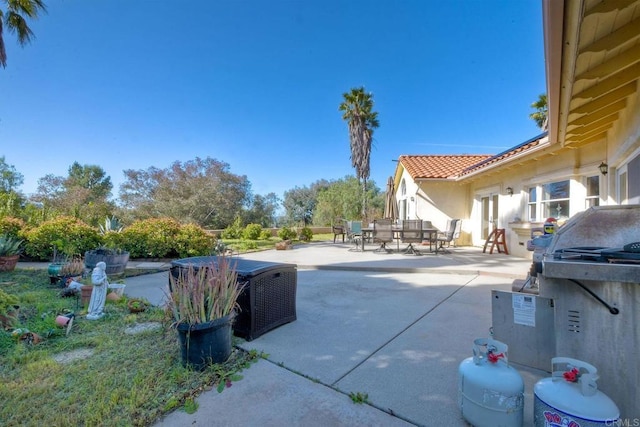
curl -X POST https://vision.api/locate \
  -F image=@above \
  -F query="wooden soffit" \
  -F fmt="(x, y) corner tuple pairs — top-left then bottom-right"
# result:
(560, 0), (640, 148)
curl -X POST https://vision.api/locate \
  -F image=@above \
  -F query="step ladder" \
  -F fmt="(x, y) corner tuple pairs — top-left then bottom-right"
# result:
(483, 228), (509, 254)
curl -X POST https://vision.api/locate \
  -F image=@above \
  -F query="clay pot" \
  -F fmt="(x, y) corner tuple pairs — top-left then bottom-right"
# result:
(55, 313), (75, 327)
(81, 285), (93, 306)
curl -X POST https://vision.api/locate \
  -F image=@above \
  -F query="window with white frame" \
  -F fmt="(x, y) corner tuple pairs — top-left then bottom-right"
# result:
(585, 175), (599, 208)
(542, 180), (570, 219)
(527, 179), (571, 221)
(528, 188), (537, 221)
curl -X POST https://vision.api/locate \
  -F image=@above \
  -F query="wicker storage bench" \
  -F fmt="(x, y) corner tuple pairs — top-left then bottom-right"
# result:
(169, 257), (297, 341)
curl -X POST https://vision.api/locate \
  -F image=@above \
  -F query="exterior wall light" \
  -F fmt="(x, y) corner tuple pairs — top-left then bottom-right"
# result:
(506, 187), (514, 196)
(599, 162), (608, 175)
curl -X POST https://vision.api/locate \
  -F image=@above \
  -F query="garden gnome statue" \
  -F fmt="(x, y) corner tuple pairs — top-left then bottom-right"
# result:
(86, 261), (109, 320)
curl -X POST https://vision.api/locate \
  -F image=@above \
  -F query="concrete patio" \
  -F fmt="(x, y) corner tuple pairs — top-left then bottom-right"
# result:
(115, 242), (548, 426)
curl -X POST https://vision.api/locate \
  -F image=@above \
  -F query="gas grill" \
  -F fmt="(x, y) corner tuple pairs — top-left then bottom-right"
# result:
(551, 245), (640, 264)
(492, 205), (640, 419)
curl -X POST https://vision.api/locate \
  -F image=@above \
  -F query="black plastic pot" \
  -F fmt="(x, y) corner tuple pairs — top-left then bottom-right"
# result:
(176, 314), (234, 370)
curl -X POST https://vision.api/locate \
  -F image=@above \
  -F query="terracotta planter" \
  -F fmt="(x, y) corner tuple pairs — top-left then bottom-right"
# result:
(81, 285), (93, 306)
(275, 240), (292, 250)
(0, 255), (20, 272)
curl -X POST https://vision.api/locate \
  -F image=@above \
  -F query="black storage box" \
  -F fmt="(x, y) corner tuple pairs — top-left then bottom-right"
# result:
(169, 256), (297, 341)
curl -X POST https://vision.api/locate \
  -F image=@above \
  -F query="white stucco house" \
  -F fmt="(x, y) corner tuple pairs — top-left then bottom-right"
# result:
(393, 0), (640, 258)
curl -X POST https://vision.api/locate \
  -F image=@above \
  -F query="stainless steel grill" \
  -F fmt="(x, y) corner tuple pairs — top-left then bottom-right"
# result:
(539, 205), (640, 419)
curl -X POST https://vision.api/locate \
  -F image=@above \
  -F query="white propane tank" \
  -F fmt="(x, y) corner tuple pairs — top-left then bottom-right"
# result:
(458, 337), (524, 427)
(534, 357), (620, 427)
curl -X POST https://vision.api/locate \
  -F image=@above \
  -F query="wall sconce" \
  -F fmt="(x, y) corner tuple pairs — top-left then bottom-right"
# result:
(506, 187), (513, 196)
(599, 162), (608, 176)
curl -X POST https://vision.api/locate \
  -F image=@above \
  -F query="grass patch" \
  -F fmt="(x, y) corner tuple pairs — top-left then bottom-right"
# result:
(0, 269), (261, 427)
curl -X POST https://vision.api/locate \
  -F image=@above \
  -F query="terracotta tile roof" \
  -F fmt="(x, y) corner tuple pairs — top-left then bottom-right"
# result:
(399, 133), (548, 180)
(459, 133), (547, 176)
(399, 155), (492, 179)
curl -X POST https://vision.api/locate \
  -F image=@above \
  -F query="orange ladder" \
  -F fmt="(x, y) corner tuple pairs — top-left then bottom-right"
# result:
(483, 228), (509, 254)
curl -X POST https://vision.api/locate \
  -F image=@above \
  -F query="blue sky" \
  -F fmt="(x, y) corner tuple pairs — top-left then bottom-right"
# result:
(1, 0), (545, 201)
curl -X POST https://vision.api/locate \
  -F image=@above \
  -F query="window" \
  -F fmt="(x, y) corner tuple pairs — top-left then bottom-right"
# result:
(585, 175), (599, 208)
(528, 188), (537, 221)
(541, 180), (570, 219)
(527, 179), (572, 222)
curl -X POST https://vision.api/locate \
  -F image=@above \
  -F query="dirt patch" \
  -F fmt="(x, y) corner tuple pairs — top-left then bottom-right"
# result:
(53, 348), (95, 364)
(124, 322), (162, 335)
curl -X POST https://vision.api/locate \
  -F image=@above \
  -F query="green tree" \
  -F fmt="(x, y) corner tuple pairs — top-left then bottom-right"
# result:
(339, 87), (379, 219)
(0, 156), (23, 192)
(119, 157), (250, 229)
(0, 156), (25, 218)
(31, 163), (114, 225)
(0, 0), (47, 68)
(66, 162), (113, 201)
(530, 93), (548, 130)
(282, 180), (330, 226)
(242, 192), (280, 228)
(313, 176), (384, 226)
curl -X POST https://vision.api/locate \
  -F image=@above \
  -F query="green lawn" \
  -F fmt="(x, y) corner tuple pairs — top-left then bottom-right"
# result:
(0, 269), (261, 427)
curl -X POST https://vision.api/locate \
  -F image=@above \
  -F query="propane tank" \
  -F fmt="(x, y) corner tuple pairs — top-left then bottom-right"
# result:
(458, 337), (524, 427)
(534, 357), (620, 427)
(543, 217), (557, 235)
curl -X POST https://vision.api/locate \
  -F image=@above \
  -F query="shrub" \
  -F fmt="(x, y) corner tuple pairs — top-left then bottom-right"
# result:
(220, 217), (243, 239)
(259, 229), (272, 240)
(298, 226), (313, 242)
(277, 226), (296, 241)
(0, 216), (26, 239)
(102, 230), (126, 250)
(175, 224), (216, 258)
(120, 218), (181, 258)
(242, 223), (262, 240)
(240, 240), (258, 251)
(23, 216), (101, 260)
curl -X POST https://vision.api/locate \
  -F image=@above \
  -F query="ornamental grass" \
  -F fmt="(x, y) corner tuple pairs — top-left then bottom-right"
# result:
(167, 255), (245, 325)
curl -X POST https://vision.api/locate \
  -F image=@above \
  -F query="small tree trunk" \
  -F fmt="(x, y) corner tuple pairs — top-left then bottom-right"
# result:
(361, 178), (367, 221)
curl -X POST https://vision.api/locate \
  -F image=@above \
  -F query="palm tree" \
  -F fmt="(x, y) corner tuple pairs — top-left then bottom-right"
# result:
(0, 0), (47, 68)
(529, 93), (548, 130)
(339, 87), (379, 219)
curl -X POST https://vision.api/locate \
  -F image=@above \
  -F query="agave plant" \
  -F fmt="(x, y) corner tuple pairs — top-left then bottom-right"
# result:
(0, 234), (24, 257)
(167, 254), (245, 325)
(99, 216), (124, 235)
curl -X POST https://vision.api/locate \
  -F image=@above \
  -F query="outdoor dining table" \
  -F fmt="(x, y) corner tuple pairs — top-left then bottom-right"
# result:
(360, 225), (440, 253)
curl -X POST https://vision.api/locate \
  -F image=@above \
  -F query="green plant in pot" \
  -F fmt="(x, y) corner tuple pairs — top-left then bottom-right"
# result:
(167, 254), (245, 370)
(85, 217), (130, 275)
(0, 234), (23, 272)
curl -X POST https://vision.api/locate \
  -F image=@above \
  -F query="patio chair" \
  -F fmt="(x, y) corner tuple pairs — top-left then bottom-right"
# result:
(400, 219), (423, 255)
(332, 220), (346, 243)
(346, 220), (363, 251)
(372, 219), (394, 253)
(435, 219), (461, 253)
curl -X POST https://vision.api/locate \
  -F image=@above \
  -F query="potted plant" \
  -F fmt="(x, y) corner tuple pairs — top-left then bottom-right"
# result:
(0, 234), (23, 272)
(48, 256), (85, 287)
(167, 254), (245, 370)
(85, 247), (130, 275)
(85, 216), (130, 275)
(127, 298), (148, 313)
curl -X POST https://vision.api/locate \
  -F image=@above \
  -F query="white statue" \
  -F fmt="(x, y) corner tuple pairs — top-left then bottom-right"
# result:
(86, 262), (109, 320)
